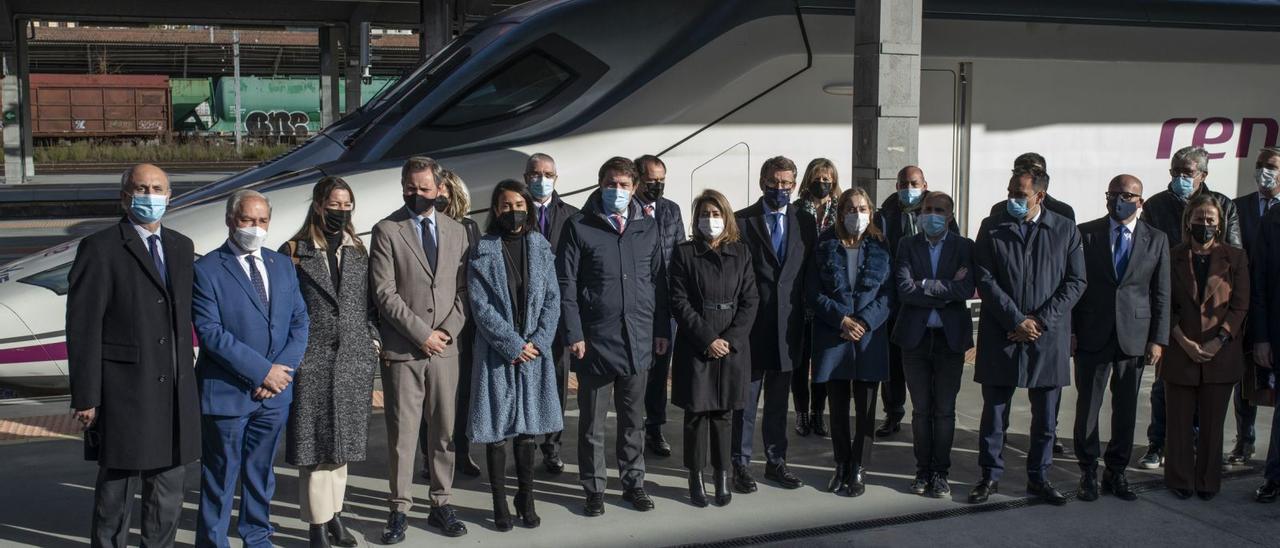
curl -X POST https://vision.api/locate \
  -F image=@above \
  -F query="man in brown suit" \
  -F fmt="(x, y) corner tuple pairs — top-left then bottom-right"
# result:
(371, 156), (470, 541)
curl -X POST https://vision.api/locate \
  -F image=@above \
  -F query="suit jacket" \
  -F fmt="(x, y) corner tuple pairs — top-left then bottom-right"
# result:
(1251, 208), (1280, 347)
(1235, 191), (1268, 254)
(369, 207), (469, 361)
(1162, 243), (1249, 386)
(67, 220), (201, 470)
(809, 234), (892, 382)
(1072, 217), (1171, 360)
(537, 192), (579, 348)
(736, 199), (816, 372)
(891, 231), (976, 353)
(973, 208), (1086, 388)
(192, 242), (310, 417)
(1141, 183), (1242, 248)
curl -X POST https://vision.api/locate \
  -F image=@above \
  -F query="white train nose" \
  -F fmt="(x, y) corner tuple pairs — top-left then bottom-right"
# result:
(0, 303), (68, 390)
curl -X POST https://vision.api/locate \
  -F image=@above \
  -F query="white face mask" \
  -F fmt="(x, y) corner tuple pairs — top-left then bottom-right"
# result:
(233, 226), (268, 252)
(1258, 167), (1279, 191)
(843, 212), (870, 236)
(698, 217), (725, 239)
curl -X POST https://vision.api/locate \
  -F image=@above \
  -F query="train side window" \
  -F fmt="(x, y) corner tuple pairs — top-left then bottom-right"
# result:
(18, 262), (72, 296)
(428, 52), (573, 128)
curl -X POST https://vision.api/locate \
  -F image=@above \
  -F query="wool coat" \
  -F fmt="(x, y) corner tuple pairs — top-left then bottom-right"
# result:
(809, 233), (893, 383)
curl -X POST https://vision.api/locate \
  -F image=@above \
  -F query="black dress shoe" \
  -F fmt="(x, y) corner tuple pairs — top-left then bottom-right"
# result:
(1053, 440), (1067, 455)
(874, 419), (901, 438)
(733, 464), (758, 494)
(1170, 487), (1193, 500)
(1101, 469), (1137, 501)
(543, 453), (565, 475)
(836, 465), (866, 497)
(381, 510), (408, 545)
(1027, 480), (1069, 506)
(765, 462), (804, 489)
(623, 487), (656, 511)
(459, 453), (482, 477)
(929, 473), (951, 498)
(828, 462), (850, 493)
(909, 471), (930, 495)
(968, 480), (998, 504)
(1077, 470), (1099, 502)
(427, 505), (468, 537)
(326, 514), (358, 547)
(1196, 490), (1217, 501)
(688, 470), (708, 507)
(310, 524), (332, 548)
(795, 411), (812, 437)
(1256, 480), (1280, 503)
(647, 430), (673, 458)
(811, 411), (829, 437)
(714, 469), (733, 506)
(584, 492), (605, 516)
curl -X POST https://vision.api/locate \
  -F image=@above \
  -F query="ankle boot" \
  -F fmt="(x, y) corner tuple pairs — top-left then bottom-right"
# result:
(795, 411), (811, 436)
(325, 513), (357, 547)
(486, 442), (513, 531)
(811, 410), (828, 437)
(688, 469), (708, 507)
(309, 524), (332, 548)
(514, 437), (542, 528)
(714, 468), (732, 506)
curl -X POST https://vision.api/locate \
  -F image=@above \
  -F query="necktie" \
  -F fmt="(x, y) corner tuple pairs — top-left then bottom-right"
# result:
(770, 212), (785, 263)
(1114, 225), (1132, 279)
(421, 217), (438, 272)
(644, 203), (655, 218)
(609, 213), (626, 234)
(1267, 197), (1278, 213)
(1022, 221), (1034, 240)
(147, 234), (167, 286)
(538, 205), (549, 237)
(246, 255), (269, 308)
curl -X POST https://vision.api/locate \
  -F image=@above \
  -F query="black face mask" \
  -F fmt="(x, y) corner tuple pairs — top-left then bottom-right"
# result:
(1190, 223), (1216, 245)
(404, 193), (432, 215)
(812, 181), (833, 199)
(322, 208), (350, 234)
(433, 196), (451, 214)
(498, 210), (528, 233)
(641, 182), (665, 202)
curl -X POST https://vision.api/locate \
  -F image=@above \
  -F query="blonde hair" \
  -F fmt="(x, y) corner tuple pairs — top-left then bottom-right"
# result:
(799, 158), (841, 202)
(438, 169), (472, 220)
(833, 187), (884, 246)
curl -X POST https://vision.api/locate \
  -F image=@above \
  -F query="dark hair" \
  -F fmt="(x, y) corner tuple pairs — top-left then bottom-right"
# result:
(1011, 166), (1050, 193)
(833, 187), (884, 244)
(289, 176), (365, 253)
(691, 189), (740, 247)
(486, 179), (538, 235)
(922, 190), (955, 213)
(1013, 152), (1049, 186)
(597, 156), (639, 185)
(634, 154), (665, 178)
(1182, 194), (1225, 243)
(759, 155), (797, 182)
(401, 156), (443, 188)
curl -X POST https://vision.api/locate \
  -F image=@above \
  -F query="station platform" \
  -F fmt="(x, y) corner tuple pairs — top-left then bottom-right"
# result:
(0, 365), (1273, 547)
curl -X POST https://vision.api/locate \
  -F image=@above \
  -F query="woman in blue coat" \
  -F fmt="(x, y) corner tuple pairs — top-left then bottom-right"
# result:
(467, 179), (563, 531)
(809, 187), (893, 497)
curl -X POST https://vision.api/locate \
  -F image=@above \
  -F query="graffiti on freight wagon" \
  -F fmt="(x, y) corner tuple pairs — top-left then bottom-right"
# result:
(244, 110), (311, 137)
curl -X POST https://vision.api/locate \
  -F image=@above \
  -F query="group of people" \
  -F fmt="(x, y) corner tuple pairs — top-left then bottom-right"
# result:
(66, 143), (1280, 548)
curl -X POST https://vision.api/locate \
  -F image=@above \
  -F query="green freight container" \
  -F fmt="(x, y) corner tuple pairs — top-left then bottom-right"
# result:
(208, 76), (397, 136)
(171, 77), (215, 131)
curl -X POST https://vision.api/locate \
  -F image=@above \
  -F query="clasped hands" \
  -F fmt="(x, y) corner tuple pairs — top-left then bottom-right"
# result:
(253, 363), (294, 401)
(1173, 326), (1223, 364)
(705, 338), (731, 359)
(1008, 316), (1042, 343)
(840, 316), (869, 342)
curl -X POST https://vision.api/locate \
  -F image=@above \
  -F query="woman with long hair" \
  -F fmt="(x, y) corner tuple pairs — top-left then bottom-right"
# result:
(792, 158), (842, 437)
(281, 176), (379, 547)
(808, 187), (893, 497)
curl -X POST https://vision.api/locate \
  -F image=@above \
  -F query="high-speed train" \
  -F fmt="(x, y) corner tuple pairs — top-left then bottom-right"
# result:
(1, 0), (1277, 388)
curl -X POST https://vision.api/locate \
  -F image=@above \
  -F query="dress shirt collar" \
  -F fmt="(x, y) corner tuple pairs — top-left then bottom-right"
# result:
(227, 237), (264, 263)
(131, 220), (162, 240)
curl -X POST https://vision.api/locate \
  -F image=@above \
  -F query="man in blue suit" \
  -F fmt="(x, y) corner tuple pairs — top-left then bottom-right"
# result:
(192, 189), (309, 548)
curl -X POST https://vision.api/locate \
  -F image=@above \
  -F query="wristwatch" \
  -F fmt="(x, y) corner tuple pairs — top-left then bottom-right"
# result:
(1216, 331), (1232, 345)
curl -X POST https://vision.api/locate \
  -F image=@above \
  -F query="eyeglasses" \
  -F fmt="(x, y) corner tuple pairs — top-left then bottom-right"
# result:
(1105, 191), (1141, 202)
(765, 179), (796, 190)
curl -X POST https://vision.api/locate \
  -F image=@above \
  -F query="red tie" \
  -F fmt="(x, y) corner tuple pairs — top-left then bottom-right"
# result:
(610, 213), (626, 233)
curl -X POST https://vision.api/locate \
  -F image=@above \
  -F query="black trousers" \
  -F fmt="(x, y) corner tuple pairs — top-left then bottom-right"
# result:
(577, 369), (648, 493)
(880, 318), (906, 422)
(541, 342), (571, 458)
(684, 410), (732, 472)
(1233, 351), (1258, 445)
(644, 348), (673, 432)
(828, 380), (878, 466)
(790, 320), (828, 415)
(1073, 338), (1144, 473)
(901, 329), (965, 474)
(91, 463), (187, 548)
(733, 369), (792, 466)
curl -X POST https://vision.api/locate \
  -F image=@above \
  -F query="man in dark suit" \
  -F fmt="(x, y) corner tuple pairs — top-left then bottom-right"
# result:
(1071, 174), (1170, 502)
(1138, 145), (1243, 470)
(1228, 147), (1280, 466)
(634, 154), (685, 458)
(525, 152), (581, 474)
(558, 156), (670, 516)
(68, 164), (201, 548)
(193, 189), (309, 548)
(969, 167), (1086, 506)
(891, 191), (974, 498)
(732, 156), (816, 492)
(1252, 194), (1280, 502)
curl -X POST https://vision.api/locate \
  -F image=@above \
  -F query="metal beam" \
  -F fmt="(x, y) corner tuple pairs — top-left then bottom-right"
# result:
(852, 0), (921, 204)
(318, 25), (341, 128)
(420, 0), (450, 60)
(3, 17), (32, 183)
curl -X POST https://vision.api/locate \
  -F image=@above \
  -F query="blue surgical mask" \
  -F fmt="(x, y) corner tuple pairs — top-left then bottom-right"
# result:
(1006, 197), (1030, 219)
(602, 187), (630, 213)
(1110, 199), (1139, 222)
(1170, 176), (1194, 198)
(764, 188), (791, 210)
(130, 194), (168, 224)
(898, 188), (925, 206)
(529, 175), (555, 200)
(918, 213), (948, 237)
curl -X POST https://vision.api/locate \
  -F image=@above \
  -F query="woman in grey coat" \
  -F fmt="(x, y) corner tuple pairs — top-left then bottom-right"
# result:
(468, 179), (563, 531)
(281, 176), (380, 548)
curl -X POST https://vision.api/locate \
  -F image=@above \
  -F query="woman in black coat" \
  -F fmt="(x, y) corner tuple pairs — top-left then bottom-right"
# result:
(669, 189), (759, 508)
(281, 176), (379, 548)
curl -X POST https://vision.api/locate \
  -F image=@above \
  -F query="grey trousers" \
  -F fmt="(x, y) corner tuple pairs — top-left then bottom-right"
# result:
(577, 369), (648, 493)
(383, 356), (459, 511)
(91, 463), (188, 548)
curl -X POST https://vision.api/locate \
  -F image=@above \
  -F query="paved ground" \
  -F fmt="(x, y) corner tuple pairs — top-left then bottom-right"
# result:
(0, 366), (1273, 547)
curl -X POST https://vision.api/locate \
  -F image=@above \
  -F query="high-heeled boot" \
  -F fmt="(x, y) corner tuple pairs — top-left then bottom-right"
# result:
(713, 468), (732, 506)
(811, 410), (829, 437)
(325, 513), (357, 547)
(486, 442), (513, 531)
(794, 411), (811, 436)
(688, 469), (708, 507)
(309, 524), (331, 548)
(514, 437), (542, 528)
